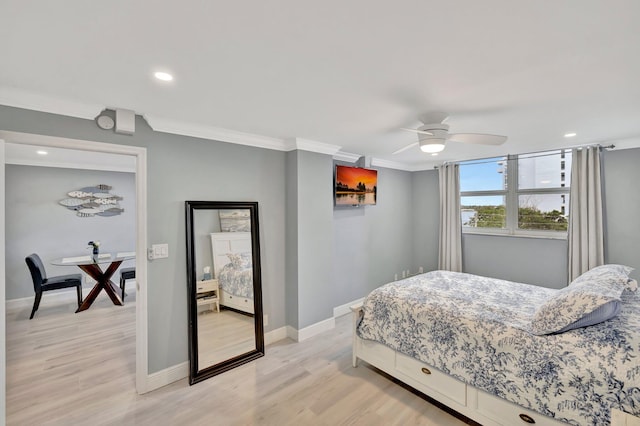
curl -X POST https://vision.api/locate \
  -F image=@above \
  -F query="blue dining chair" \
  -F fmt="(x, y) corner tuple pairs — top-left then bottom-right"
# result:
(25, 253), (83, 319)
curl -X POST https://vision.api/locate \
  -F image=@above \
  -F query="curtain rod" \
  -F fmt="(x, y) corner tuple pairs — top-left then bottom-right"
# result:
(435, 143), (615, 168)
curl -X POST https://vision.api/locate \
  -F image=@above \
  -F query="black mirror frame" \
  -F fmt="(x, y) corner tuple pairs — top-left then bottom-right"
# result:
(185, 200), (264, 385)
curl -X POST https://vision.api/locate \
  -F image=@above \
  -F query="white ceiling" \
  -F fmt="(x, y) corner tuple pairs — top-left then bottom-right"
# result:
(2, 0), (640, 169)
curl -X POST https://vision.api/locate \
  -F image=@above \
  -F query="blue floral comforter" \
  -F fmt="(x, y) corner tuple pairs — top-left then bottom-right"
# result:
(357, 270), (640, 425)
(218, 263), (253, 298)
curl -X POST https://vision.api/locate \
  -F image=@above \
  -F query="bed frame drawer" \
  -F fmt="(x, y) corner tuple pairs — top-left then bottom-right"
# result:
(473, 388), (566, 426)
(395, 352), (466, 406)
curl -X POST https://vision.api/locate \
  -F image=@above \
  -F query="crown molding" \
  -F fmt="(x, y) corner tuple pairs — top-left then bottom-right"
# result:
(144, 114), (287, 151)
(0, 87), (440, 167)
(285, 138), (342, 155)
(333, 151), (362, 162)
(0, 86), (103, 120)
(370, 158), (414, 171)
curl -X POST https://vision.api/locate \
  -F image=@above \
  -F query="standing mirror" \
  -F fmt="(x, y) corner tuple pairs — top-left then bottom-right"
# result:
(185, 201), (264, 385)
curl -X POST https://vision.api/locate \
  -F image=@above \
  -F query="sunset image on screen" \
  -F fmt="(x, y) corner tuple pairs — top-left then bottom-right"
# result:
(335, 165), (377, 205)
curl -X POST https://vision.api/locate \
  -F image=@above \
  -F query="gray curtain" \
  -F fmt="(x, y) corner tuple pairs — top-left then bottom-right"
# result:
(438, 163), (462, 272)
(568, 146), (604, 282)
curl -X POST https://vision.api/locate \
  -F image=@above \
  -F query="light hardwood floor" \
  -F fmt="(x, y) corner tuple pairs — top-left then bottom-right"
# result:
(197, 309), (255, 368)
(6, 292), (471, 425)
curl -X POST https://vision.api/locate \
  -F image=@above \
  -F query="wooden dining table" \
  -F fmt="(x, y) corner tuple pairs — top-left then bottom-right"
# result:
(51, 253), (135, 312)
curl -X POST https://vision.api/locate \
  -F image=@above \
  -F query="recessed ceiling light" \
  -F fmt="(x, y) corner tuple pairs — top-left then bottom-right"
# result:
(154, 71), (173, 82)
(36, 150), (48, 155)
(564, 132), (577, 138)
(431, 153), (439, 156)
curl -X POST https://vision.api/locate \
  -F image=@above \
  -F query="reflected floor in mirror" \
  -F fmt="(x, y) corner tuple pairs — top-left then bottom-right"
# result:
(6, 299), (470, 425)
(197, 308), (255, 367)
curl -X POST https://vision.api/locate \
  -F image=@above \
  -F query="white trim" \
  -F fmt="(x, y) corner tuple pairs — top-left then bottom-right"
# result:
(144, 114), (287, 151)
(296, 317), (336, 342)
(135, 147), (149, 394)
(286, 138), (342, 155)
(264, 326), (288, 345)
(0, 139), (6, 426)
(333, 151), (362, 162)
(5, 157), (135, 173)
(0, 86), (103, 120)
(286, 325), (299, 341)
(145, 361), (189, 393)
(370, 158), (417, 171)
(0, 131), (150, 397)
(333, 297), (365, 318)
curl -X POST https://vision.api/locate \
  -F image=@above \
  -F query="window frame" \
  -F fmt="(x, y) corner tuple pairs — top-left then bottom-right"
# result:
(460, 151), (571, 239)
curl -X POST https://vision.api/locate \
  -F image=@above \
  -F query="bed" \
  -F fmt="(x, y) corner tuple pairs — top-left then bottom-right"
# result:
(210, 232), (254, 314)
(352, 268), (640, 426)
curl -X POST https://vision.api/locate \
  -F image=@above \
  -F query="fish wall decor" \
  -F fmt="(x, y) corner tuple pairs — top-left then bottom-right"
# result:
(59, 184), (124, 217)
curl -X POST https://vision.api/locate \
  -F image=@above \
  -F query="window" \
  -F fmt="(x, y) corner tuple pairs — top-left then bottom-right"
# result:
(460, 150), (571, 237)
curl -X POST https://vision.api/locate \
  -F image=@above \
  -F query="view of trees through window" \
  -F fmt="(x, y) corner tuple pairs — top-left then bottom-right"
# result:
(460, 151), (571, 233)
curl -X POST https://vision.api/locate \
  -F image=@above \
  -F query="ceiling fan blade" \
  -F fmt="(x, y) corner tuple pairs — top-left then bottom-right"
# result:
(400, 127), (433, 136)
(392, 142), (419, 155)
(448, 133), (507, 145)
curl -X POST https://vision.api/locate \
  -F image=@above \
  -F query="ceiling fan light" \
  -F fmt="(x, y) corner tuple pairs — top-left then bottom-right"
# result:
(419, 140), (445, 153)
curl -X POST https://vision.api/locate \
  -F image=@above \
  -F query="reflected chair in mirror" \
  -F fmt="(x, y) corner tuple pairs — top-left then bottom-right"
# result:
(25, 253), (83, 319)
(119, 267), (135, 300)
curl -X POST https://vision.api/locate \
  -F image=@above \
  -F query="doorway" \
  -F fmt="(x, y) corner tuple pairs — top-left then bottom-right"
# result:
(0, 131), (149, 422)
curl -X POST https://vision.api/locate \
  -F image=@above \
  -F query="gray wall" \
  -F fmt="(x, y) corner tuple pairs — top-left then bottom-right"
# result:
(332, 166), (417, 307)
(0, 105), (286, 374)
(5, 165), (136, 299)
(603, 148), (640, 281)
(284, 151), (299, 328)
(462, 234), (567, 288)
(411, 169), (440, 274)
(294, 151), (334, 328)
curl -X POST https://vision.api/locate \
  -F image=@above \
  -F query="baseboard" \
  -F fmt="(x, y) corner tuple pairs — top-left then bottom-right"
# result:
(145, 361), (189, 393)
(286, 325), (299, 341)
(264, 326), (288, 345)
(333, 297), (364, 317)
(283, 297), (366, 342)
(297, 317), (336, 342)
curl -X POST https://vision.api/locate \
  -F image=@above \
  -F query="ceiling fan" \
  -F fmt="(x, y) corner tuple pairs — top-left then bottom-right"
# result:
(394, 112), (507, 154)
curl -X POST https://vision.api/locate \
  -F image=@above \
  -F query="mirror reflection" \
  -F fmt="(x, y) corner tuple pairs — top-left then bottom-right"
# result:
(186, 201), (264, 384)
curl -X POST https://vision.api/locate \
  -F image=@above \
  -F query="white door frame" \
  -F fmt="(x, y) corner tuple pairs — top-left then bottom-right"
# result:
(0, 131), (150, 408)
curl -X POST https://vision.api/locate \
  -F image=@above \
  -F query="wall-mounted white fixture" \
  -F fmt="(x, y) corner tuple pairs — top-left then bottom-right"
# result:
(115, 108), (135, 135)
(96, 115), (115, 130)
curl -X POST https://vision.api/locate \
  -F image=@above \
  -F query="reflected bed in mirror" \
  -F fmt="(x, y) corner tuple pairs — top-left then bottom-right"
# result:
(185, 201), (264, 385)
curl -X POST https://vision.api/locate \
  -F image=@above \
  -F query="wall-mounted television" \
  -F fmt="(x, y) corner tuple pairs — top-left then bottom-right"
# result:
(334, 165), (377, 206)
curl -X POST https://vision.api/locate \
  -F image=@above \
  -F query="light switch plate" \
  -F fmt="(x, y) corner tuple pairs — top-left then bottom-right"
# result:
(151, 243), (169, 259)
